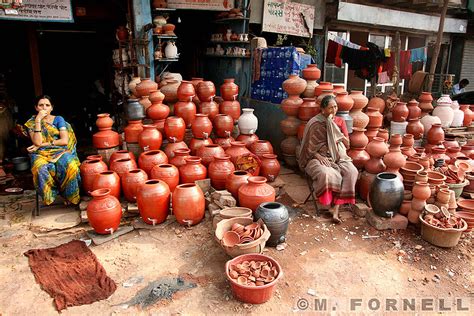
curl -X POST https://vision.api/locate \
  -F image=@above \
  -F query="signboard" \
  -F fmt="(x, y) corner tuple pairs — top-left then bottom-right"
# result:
(168, 0), (235, 11)
(0, 0), (73, 22)
(262, 0), (314, 37)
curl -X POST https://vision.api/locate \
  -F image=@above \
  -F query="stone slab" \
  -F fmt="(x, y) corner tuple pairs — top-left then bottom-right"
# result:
(353, 203), (369, 217)
(366, 209), (408, 230)
(86, 225), (134, 245)
(30, 206), (81, 232)
(131, 217), (175, 230)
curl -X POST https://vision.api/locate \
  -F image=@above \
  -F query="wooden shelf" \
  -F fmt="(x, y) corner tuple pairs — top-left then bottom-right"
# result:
(154, 58), (179, 62)
(213, 17), (249, 23)
(205, 54), (250, 59)
(210, 40), (249, 44)
(153, 34), (178, 39)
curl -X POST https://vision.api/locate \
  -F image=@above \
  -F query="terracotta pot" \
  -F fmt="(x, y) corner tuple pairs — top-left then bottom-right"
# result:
(87, 188), (122, 234)
(401, 134), (414, 147)
(137, 179), (170, 225)
(135, 78), (158, 97)
(110, 150), (135, 163)
(122, 169), (148, 202)
(281, 96), (303, 117)
(93, 129), (120, 149)
(427, 123), (444, 145)
(415, 170), (429, 183)
(314, 82), (334, 97)
(347, 148), (370, 169)
(302, 64), (321, 80)
(189, 137), (213, 155)
(377, 129), (389, 142)
(349, 127), (368, 148)
(303, 80), (318, 98)
(150, 164), (179, 192)
(179, 156), (207, 184)
(399, 200), (411, 216)
(199, 100), (219, 120)
(196, 81), (216, 102)
(172, 183), (205, 226)
(357, 171), (376, 201)
(110, 157), (137, 178)
(226, 170), (251, 199)
(220, 78), (239, 101)
(147, 102), (170, 120)
(208, 154), (235, 190)
(365, 127), (379, 142)
(148, 89), (165, 104)
(220, 100), (241, 123)
(153, 119), (166, 136)
(160, 80), (180, 103)
(190, 77), (203, 89)
(282, 75), (306, 96)
(461, 145), (474, 157)
(367, 96), (385, 113)
(383, 147), (406, 173)
(433, 95), (454, 128)
(238, 176), (276, 212)
(174, 100), (197, 128)
(280, 136), (299, 155)
(177, 80), (195, 102)
(96, 113), (114, 129)
(124, 120), (143, 143)
(191, 114), (213, 139)
(421, 115), (441, 137)
(366, 137), (388, 158)
(298, 98), (318, 121)
(335, 92), (354, 112)
(92, 171), (120, 199)
(138, 150), (168, 176)
(392, 102), (409, 122)
(225, 141), (251, 164)
(249, 140), (274, 159)
(446, 146), (465, 164)
(349, 91), (368, 110)
(129, 77), (141, 96)
(214, 135), (235, 150)
(139, 96), (152, 111)
(80, 159), (108, 194)
(367, 107), (383, 128)
(196, 144), (225, 166)
(238, 108), (258, 135)
(365, 157), (386, 174)
(297, 122), (307, 141)
(260, 154), (280, 182)
(349, 108), (369, 129)
(407, 99), (421, 119)
(401, 146), (417, 158)
(419, 91), (433, 103)
(86, 155), (103, 161)
(333, 84), (346, 93)
(213, 114), (234, 137)
(163, 141), (188, 160)
(316, 90), (335, 105)
(406, 118), (424, 140)
(460, 104), (473, 127)
(412, 181), (431, 200)
(236, 134), (259, 148)
(164, 116), (186, 142)
(280, 116), (301, 136)
(169, 148), (191, 168)
(137, 125), (162, 151)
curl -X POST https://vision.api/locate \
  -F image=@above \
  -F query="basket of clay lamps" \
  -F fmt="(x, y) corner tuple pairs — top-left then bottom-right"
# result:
(215, 217), (270, 257)
(419, 213), (467, 247)
(225, 253), (283, 304)
(212, 207), (253, 230)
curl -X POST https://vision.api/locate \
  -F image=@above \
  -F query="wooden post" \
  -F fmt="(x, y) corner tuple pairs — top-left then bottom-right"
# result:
(393, 31), (401, 96)
(427, 0), (449, 92)
(27, 25), (42, 96)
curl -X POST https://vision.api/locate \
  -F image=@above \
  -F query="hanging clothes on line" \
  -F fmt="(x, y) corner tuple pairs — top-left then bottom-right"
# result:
(399, 50), (412, 79)
(326, 40), (344, 67)
(341, 42), (386, 80)
(409, 47), (427, 63)
(331, 35), (362, 50)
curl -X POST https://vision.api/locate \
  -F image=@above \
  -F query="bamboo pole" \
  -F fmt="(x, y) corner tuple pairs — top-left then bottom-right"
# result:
(427, 0), (449, 92)
(393, 31), (401, 96)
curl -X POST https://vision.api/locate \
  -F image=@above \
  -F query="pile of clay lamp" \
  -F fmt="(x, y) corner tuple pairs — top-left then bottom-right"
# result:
(228, 260), (279, 286)
(435, 160), (471, 184)
(422, 205), (464, 229)
(222, 222), (264, 247)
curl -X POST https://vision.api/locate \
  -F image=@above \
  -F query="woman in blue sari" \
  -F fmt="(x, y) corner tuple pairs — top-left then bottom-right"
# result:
(24, 95), (81, 205)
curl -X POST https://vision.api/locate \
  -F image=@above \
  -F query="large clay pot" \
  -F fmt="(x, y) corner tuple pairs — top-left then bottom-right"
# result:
(191, 77), (204, 90)
(335, 92), (354, 112)
(170, 148), (191, 168)
(179, 156), (207, 184)
(191, 114), (213, 139)
(347, 148), (370, 169)
(349, 127), (368, 148)
(110, 150), (135, 163)
(149, 89), (165, 104)
(412, 181), (431, 200)
(199, 100), (219, 120)
(407, 99), (421, 119)
(208, 154), (235, 190)
(451, 101), (464, 127)
(419, 91), (433, 103)
(225, 141), (251, 164)
(226, 170), (251, 199)
(214, 135), (235, 150)
(367, 96), (385, 113)
(80, 159), (108, 194)
(282, 74), (306, 96)
(124, 120), (143, 143)
(172, 183), (205, 226)
(138, 150), (168, 176)
(160, 80), (180, 103)
(446, 146), (465, 164)
(135, 78), (158, 97)
(87, 188), (122, 234)
(238, 176), (276, 212)
(214, 114), (234, 137)
(177, 80), (195, 101)
(303, 80), (318, 98)
(420, 115), (442, 137)
(164, 116), (186, 142)
(128, 77), (141, 96)
(368, 172), (404, 217)
(366, 137), (388, 158)
(110, 158), (137, 178)
(196, 144), (225, 166)
(92, 171), (120, 199)
(196, 81), (216, 102)
(280, 116), (301, 136)
(150, 164), (179, 192)
(137, 180), (170, 225)
(280, 136), (299, 155)
(122, 169), (148, 202)
(153, 119), (166, 136)
(357, 171), (376, 201)
(238, 108), (258, 135)
(427, 123), (444, 145)
(249, 140), (274, 159)
(189, 137), (213, 155)
(174, 100), (197, 128)
(314, 82), (333, 97)
(281, 96), (303, 117)
(383, 147), (406, 174)
(298, 98), (318, 121)
(220, 100), (240, 123)
(349, 108), (369, 129)
(460, 104), (473, 127)
(260, 154), (280, 182)
(93, 128), (120, 149)
(349, 91), (368, 110)
(255, 202), (289, 246)
(433, 94), (454, 128)
(236, 134), (259, 148)
(367, 107), (383, 128)
(302, 64), (321, 80)
(147, 101), (170, 121)
(392, 102), (409, 122)
(406, 118), (424, 140)
(125, 99), (145, 121)
(220, 78), (239, 101)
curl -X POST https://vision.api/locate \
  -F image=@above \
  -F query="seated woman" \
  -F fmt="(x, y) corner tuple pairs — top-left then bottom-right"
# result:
(25, 95), (81, 205)
(297, 95), (357, 223)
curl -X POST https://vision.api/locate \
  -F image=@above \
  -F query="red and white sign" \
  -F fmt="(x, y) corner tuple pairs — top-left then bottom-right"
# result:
(262, 0), (314, 37)
(167, 0), (235, 11)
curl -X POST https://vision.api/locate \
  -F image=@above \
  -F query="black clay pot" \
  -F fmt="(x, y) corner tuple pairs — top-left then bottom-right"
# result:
(255, 202), (289, 246)
(125, 98), (145, 121)
(368, 172), (404, 217)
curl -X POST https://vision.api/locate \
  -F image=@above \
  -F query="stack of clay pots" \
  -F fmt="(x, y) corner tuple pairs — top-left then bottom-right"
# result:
(349, 91), (369, 135)
(408, 180), (431, 224)
(347, 127), (369, 169)
(433, 94), (454, 128)
(405, 99), (424, 146)
(460, 104), (473, 127)
(335, 87), (354, 133)
(92, 113), (120, 162)
(220, 79), (241, 137)
(237, 109), (259, 148)
(280, 74), (306, 167)
(425, 123), (445, 154)
(366, 106), (383, 141)
(383, 134), (406, 179)
(390, 101), (409, 136)
(302, 64), (320, 98)
(418, 92), (434, 117)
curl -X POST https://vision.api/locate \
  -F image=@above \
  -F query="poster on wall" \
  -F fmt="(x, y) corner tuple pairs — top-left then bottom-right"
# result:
(262, 0), (314, 37)
(167, 0), (235, 11)
(0, 0), (73, 22)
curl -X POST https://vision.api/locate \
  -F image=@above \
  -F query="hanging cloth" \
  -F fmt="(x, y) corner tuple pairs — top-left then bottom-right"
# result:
(326, 40), (344, 67)
(399, 50), (412, 79)
(378, 71), (390, 84)
(409, 47), (427, 63)
(332, 35), (362, 50)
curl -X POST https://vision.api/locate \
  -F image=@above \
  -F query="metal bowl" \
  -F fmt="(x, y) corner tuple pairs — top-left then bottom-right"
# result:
(12, 157), (30, 172)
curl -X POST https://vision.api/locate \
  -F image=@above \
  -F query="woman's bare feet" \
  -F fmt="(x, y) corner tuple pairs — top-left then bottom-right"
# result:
(328, 205), (341, 224)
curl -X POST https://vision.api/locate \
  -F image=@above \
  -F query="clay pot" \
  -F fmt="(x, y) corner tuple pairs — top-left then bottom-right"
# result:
(238, 108), (258, 135)
(128, 77), (141, 96)
(365, 127), (379, 142)
(214, 114), (234, 137)
(236, 134), (259, 148)
(92, 129), (120, 149)
(367, 96), (385, 113)
(150, 164), (179, 192)
(110, 150), (135, 163)
(138, 125), (162, 151)
(170, 148), (191, 168)
(461, 145), (474, 157)
(460, 104), (473, 127)
(220, 78), (239, 101)
(369, 172), (404, 217)
(124, 120), (143, 143)
(419, 92), (433, 103)
(260, 154), (280, 182)
(208, 154), (235, 190)
(412, 181), (431, 200)
(282, 74), (306, 96)
(196, 144), (225, 166)
(160, 80), (180, 103)
(302, 64), (321, 80)
(225, 141), (251, 164)
(172, 183), (205, 226)
(226, 170), (251, 199)
(164, 140), (188, 160)
(191, 77), (203, 90)
(249, 140), (274, 159)
(446, 146), (465, 164)
(401, 134), (414, 147)
(406, 118), (424, 140)
(333, 84), (346, 93)
(420, 115), (442, 137)
(164, 116), (186, 142)
(407, 99), (421, 119)
(137, 180), (170, 225)
(349, 108), (369, 129)
(179, 156), (207, 184)
(433, 95), (454, 127)
(357, 171), (376, 201)
(199, 100), (219, 120)
(122, 169), (148, 202)
(138, 150), (168, 176)
(139, 96), (152, 111)
(92, 171), (120, 199)
(147, 102), (170, 120)
(347, 148), (370, 169)
(135, 78), (158, 97)
(280, 116), (301, 136)
(303, 80), (318, 98)
(280, 136), (299, 155)
(191, 114), (213, 139)
(87, 188), (122, 234)
(392, 102), (409, 122)
(220, 100), (241, 123)
(365, 157), (386, 174)
(281, 96), (303, 116)
(298, 98), (318, 121)
(316, 90), (335, 105)
(153, 119), (166, 136)
(399, 200), (411, 216)
(349, 91), (368, 110)
(383, 147), (406, 173)
(238, 176), (276, 212)
(86, 155), (103, 161)
(427, 123), (445, 145)
(335, 92), (354, 112)
(401, 146), (417, 158)
(196, 81), (216, 102)
(366, 137), (389, 158)
(80, 159), (108, 194)
(297, 122), (307, 141)
(96, 113), (114, 129)
(174, 100), (197, 128)
(349, 127), (368, 148)
(149, 89), (165, 104)
(367, 107), (383, 128)
(415, 170), (429, 183)
(177, 80), (195, 101)
(377, 129), (389, 142)
(110, 157), (137, 179)
(314, 82), (333, 97)
(214, 135), (235, 150)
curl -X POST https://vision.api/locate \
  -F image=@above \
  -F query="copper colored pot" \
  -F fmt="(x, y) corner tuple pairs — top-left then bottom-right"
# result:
(137, 179), (170, 225)
(220, 100), (241, 122)
(150, 164), (179, 192)
(169, 148), (191, 168)
(110, 157), (138, 178)
(213, 114), (234, 138)
(238, 176), (276, 212)
(177, 80), (195, 102)
(138, 150), (169, 176)
(179, 156), (207, 184)
(80, 159), (108, 194)
(172, 183), (205, 226)
(164, 116), (186, 142)
(138, 125), (162, 151)
(220, 78), (239, 101)
(260, 154), (280, 182)
(208, 154), (235, 190)
(191, 113), (213, 139)
(92, 171), (121, 199)
(189, 137), (213, 155)
(196, 81), (216, 102)
(199, 100), (219, 120)
(226, 170), (251, 199)
(121, 169), (148, 202)
(87, 188), (122, 234)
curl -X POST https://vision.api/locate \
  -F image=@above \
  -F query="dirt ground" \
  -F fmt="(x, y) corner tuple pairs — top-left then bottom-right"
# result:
(0, 167), (473, 315)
